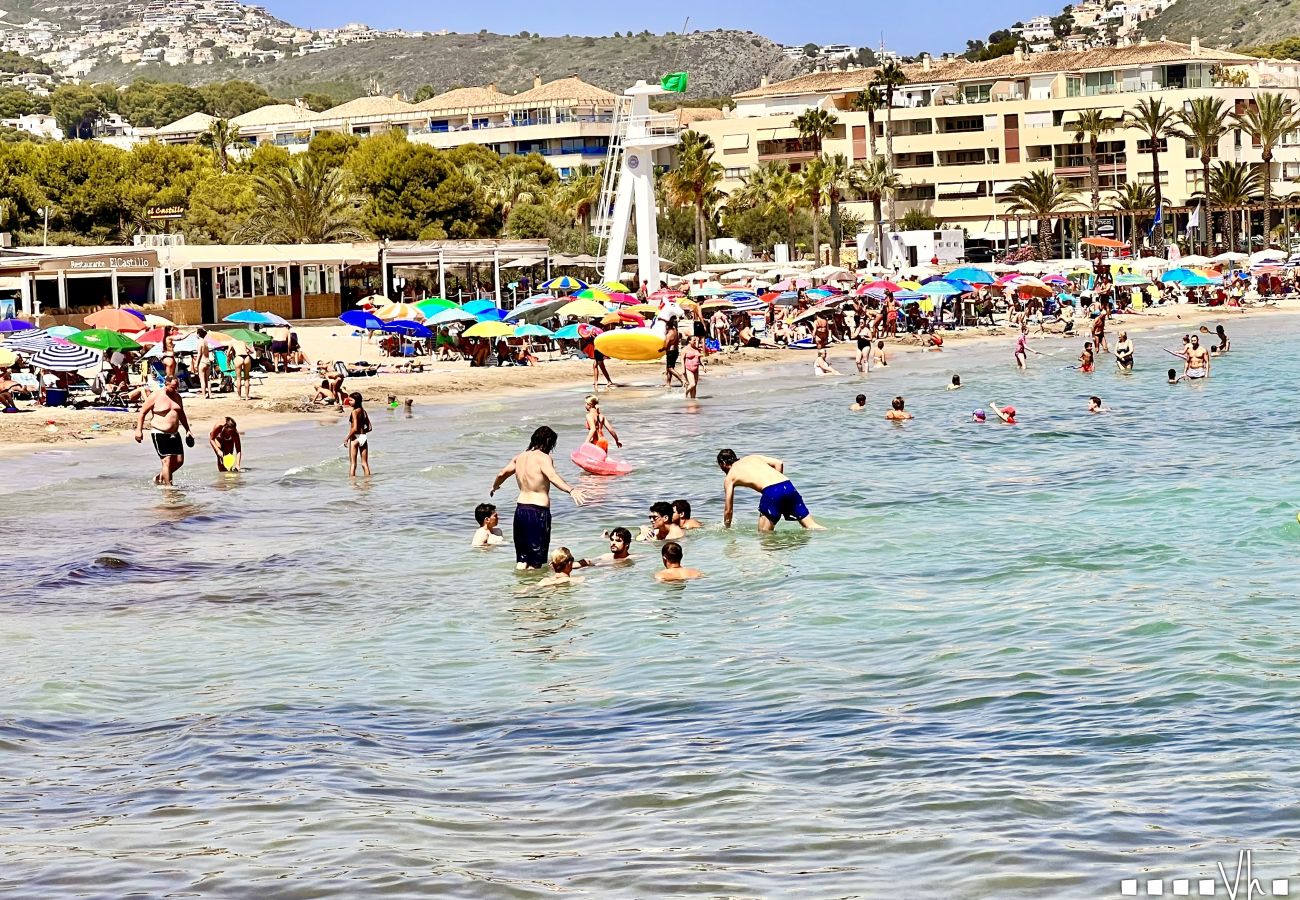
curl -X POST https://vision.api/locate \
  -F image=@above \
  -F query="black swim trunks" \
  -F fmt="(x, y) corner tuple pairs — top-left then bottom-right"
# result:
(151, 430), (184, 459)
(666, 349), (680, 369)
(513, 503), (552, 568)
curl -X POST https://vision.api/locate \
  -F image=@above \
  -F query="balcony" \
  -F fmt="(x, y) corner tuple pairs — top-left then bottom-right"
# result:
(758, 138), (815, 162)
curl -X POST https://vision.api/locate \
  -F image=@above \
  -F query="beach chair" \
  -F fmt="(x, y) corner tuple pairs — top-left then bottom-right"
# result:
(216, 349), (266, 387)
(11, 372), (39, 400)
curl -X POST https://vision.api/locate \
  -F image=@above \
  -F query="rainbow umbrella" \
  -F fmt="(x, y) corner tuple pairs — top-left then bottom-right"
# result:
(575, 287), (615, 302)
(541, 275), (587, 292)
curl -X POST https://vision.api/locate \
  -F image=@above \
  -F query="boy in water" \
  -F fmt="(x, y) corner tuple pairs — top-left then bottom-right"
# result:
(1168, 368), (1186, 384)
(655, 541), (703, 582)
(1078, 341), (1095, 373)
(672, 499), (703, 530)
(538, 547), (585, 587)
(849, 393), (867, 411)
(1088, 396), (1111, 414)
(472, 502), (503, 547)
(885, 396), (913, 421)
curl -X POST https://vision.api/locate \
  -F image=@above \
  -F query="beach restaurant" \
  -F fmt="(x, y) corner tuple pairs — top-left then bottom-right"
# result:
(0, 239), (554, 325)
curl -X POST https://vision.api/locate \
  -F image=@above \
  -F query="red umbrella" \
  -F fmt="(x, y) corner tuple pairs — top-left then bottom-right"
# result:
(759, 291), (781, 304)
(83, 308), (146, 332)
(606, 292), (639, 306)
(862, 280), (903, 292)
(133, 327), (167, 344)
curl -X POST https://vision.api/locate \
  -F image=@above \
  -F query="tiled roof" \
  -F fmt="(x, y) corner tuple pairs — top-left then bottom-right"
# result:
(322, 95), (419, 118)
(735, 41), (1258, 99)
(155, 111), (217, 134)
(230, 103), (317, 127)
(674, 107), (725, 125)
(509, 76), (618, 105)
(415, 86), (508, 112)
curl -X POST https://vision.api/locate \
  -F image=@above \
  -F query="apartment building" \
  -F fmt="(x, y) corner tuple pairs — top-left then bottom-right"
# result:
(688, 40), (1300, 245)
(147, 76), (621, 178)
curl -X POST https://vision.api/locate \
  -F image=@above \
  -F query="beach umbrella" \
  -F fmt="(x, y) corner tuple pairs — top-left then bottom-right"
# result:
(68, 329), (142, 352)
(133, 327), (169, 344)
(626, 304), (659, 316)
(1042, 274), (1069, 285)
(514, 323), (554, 338)
(32, 341), (100, 372)
(1160, 268), (1198, 284)
(805, 288), (835, 299)
(82, 308), (144, 332)
(555, 298), (608, 318)
(601, 281), (631, 292)
(426, 307), (477, 326)
(1179, 254), (1212, 266)
(700, 297), (736, 310)
(4, 329), (58, 353)
(720, 269), (760, 282)
(382, 320), (433, 338)
(172, 333), (223, 353)
(224, 309), (289, 326)
(143, 314), (175, 326)
(463, 320), (515, 339)
(340, 309), (384, 330)
(475, 308), (510, 322)
(505, 296), (567, 323)
(414, 297), (457, 315)
(605, 292), (638, 306)
(692, 282), (727, 296)
(121, 307), (147, 321)
(223, 327), (272, 345)
(728, 293), (766, 312)
(948, 266), (995, 284)
(601, 311), (646, 327)
(0, 347), (15, 367)
(1080, 236), (1126, 249)
(355, 294), (390, 308)
(649, 289), (683, 301)
(574, 287), (614, 302)
(0, 318), (36, 333)
(918, 280), (963, 296)
(1211, 251), (1248, 264)
(1115, 272), (1150, 286)
(45, 325), (79, 338)
(552, 323), (584, 340)
(541, 275), (587, 292)
(462, 299), (500, 315)
(772, 277), (812, 291)
(375, 302), (423, 322)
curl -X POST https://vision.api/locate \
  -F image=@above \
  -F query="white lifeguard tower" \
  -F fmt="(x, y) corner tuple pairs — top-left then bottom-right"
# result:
(595, 80), (682, 293)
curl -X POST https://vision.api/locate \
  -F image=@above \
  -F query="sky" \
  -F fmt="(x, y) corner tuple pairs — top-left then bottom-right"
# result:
(259, 0), (1057, 56)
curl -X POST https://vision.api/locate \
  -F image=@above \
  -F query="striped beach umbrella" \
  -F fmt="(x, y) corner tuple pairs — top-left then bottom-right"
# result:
(541, 275), (587, 292)
(32, 341), (100, 372)
(728, 293), (767, 312)
(375, 303), (423, 322)
(4, 328), (59, 353)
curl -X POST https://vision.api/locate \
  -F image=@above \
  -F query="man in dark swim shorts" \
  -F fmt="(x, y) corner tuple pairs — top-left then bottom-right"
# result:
(490, 425), (587, 570)
(717, 448), (824, 532)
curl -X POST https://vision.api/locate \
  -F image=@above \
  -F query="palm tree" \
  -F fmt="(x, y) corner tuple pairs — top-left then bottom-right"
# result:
(871, 61), (908, 228)
(198, 118), (241, 174)
(823, 153), (852, 266)
(1109, 181), (1158, 249)
(664, 131), (723, 267)
(1174, 96), (1232, 254)
(485, 167), (542, 228)
(849, 87), (883, 161)
(556, 165), (602, 232)
(800, 156), (834, 264)
(847, 156), (901, 262)
(792, 108), (839, 154)
(1069, 108), (1116, 236)
(1205, 160), (1262, 252)
(1004, 169), (1078, 259)
(1234, 92), (1299, 244)
(1124, 98), (1178, 252)
(238, 154), (364, 243)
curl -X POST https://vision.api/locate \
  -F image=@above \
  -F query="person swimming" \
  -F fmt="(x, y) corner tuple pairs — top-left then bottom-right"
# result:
(655, 541), (703, 582)
(885, 396), (913, 421)
(472, 502), (504, 547)
(989, 401), (1017, 424)
(971, 409), (986, 423)
(671, 499), (703, 530)
(1088, 395), (1111, 413)
(947, 375), (962, 390)
(849, 393), (867, 411)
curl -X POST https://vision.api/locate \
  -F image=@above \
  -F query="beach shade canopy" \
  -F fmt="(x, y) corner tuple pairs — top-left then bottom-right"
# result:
(514, 323), (555, 338)
(463, 320), (515, 339)
(224, 309), (289, 326)
(699, 297), (736, 310)
(0, 318), (36, 333)
(223, 327), (272, 344)
(340, 309), (385, 330)
(375, 302), (423, 322)
(555, 298), (608, 318)
(918, 280), (964, 296)
(426, 307), (478, 326)
(1080, 236), (1126, 249)
(382, 320), (432, 338)
(32, 341), (101, 371)
(862, 280), (903, 293)
(551, 323), (584, 340)
(414, 297), (457, 315)
(1160, 268), (1200, 284)
(948, 266), (995, 284)
(67, 328), (142, 352)
(1211, 251), (1248, 264)
(83, 308), (144, 332)
(541, 275), (587, 292)
(143, 314), (175, 326)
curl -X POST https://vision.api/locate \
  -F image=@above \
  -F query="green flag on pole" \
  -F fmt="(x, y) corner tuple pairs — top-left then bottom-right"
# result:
(661, 72), (689, 93)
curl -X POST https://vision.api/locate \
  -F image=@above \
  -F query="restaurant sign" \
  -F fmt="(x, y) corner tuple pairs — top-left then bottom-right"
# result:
(147, 205), (186, 220)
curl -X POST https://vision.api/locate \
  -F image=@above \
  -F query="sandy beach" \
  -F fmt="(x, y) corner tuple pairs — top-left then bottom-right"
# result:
(2, 299), (1290, 457)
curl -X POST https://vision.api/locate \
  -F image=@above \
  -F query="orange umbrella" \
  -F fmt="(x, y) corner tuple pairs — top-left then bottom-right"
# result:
(1081, 237), (1126, 249)
(83, 308), (146, 332)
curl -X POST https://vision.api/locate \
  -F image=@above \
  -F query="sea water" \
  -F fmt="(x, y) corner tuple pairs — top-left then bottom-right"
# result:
(2, 316), (1298, 898)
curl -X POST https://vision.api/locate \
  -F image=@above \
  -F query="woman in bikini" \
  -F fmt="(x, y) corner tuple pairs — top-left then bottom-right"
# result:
(682, 336), (702, 399)
(853, 316), (873, 374)
(583, 395), (622, 453)
(344, 391), (372, 476)
(231, 339), (252, 400)
(161, 326), (178, 380)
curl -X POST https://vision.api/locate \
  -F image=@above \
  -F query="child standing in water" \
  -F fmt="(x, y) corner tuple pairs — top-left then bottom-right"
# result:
(344, 392), (372, 476)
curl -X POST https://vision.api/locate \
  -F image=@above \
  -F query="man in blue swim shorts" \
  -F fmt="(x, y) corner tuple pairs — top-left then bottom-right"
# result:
(491, 426), (588, 570)
(717, 448), (824, 532)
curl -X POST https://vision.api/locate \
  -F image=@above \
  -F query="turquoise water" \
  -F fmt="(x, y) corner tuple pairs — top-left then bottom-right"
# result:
(3, 315), (1299, 898)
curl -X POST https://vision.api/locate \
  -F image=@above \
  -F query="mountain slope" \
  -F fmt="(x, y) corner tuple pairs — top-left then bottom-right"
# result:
(1139, 0), (1299, 49)
(88, 30), (803, 100)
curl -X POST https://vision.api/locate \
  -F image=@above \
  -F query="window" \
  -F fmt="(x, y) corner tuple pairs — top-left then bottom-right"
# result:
(303, 265), (320, 295)
(429, 119), (450, 133)
(897, 184), (936, 201)
(182, 269), (199, 300)
(217, 266), (242, 299)
(322, 266), (339, 294)
(251, 266), (265, 297)
(1136, 139), (1168, 153)
(962, 84), (992, 103)
(472, 117), (489, 129)
(1185, 140), (1221, 159)
(724, 166), (748, 178)
(1084, 71), (1116, 95)
(940, 116), (983, 133)
(273, 266), (289, 296)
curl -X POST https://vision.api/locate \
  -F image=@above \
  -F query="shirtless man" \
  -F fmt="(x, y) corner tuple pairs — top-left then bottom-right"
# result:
(1184, 334), (1210, 379)
(639, 501), (686, 541)
(583, 395), (622, 452)
(593, 527), (634, 564)
(671, 499), (703, 530)
(490, 425), (587, 570)
(134, 375), (193, 486)
(1114, 331), (1134, 371)
(662, 316), (684, 389)
(655, 541), (703, 582)
(885, 396), (913, 421)
(717, 448), (823, 532)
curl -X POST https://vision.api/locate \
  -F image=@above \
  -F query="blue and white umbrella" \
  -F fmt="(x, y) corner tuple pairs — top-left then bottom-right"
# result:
(224, 309), (289, 326)
(426, 308), (477, 327)
(727, 292), (766, 312)
(506, 296), (569, 323)
(4, 329), (60, 353)
(32, 341), (100, 372)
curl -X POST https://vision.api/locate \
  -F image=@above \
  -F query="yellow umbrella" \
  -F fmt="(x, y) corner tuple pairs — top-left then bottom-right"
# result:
(555, 298), (608, 318)
(375, 303), (424, 321)
(601, 281), (631, 292)
(0, 347), (16, 367)
(898, 280), (922, 290)
(143, 314), (175, 326)
(463, 321), (516, 338)
(627, 304), (659, 315)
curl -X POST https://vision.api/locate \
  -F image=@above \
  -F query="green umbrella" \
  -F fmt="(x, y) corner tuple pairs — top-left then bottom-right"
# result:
(415, 297), (457, 315)
(67, 328), (142, 352)
(223, 327), (272, 344)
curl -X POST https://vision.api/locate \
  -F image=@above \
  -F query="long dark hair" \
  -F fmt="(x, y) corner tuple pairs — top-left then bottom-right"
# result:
(528, 426), (557, 454)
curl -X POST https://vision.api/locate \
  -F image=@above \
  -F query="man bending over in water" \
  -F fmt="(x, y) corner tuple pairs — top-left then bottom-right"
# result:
(717, 448), (824, 532)
(491, 426), (587, 570)
(134, 375), (193, 486)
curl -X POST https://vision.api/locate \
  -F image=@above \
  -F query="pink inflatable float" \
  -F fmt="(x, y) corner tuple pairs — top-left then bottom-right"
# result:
(570, 442), (633, 477)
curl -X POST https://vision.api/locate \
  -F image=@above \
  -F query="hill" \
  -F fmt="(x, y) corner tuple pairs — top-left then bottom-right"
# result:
(1138, 0), (1300, 49)
(87, 30), (803, 101)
